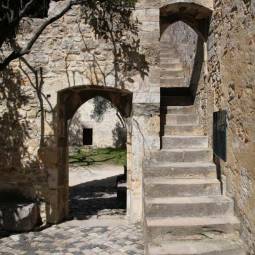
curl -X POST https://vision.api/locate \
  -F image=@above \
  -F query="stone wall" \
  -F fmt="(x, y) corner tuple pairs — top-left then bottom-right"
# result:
(69, 97), (126, 148)
(3, 2), (254, 244)
(207, 0), (255, 252)
(0, 0), (160, 223)
(0, 66), (48, 201)
(161, 21), (198, 87)
(160, 20), (209, 135)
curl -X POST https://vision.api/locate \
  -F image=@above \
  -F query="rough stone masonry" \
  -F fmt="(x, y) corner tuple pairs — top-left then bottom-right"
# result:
(0, 0), (254, 253)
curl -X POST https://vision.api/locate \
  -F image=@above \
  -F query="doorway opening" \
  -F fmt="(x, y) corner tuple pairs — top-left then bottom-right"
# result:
(68, 96), (128, 219)
(83, 128), (93, 146)
(160, 20), (205, 106)
(159, 2), (212, 146)
(159, 2), (212, 106)
(53, 86), (132, 223)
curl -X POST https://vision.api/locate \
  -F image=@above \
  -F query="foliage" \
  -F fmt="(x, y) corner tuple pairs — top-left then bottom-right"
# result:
(90, 96), (112, 122)
(0, 0), (51, 47)
(81, 0), (148, 87)
(0, 0), (149, 83)
(69, 147), (126, 166)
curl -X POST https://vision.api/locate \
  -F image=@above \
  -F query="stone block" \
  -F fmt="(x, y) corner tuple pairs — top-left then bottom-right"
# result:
(0, 203), (40, 232)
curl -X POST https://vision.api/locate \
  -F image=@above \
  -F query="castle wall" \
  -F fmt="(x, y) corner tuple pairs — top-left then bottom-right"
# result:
(0, 0), (161, 223)
(208, 1), (255, 251)
(1, 2), (254, 249)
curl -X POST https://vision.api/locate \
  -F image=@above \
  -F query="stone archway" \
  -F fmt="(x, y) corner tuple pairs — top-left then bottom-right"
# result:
(160, 1), (213, 40)
(46, 86), (132, 224)
(159, 1), (213, 99)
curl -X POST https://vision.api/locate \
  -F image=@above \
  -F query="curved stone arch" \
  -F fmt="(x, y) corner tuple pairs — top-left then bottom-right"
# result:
(161, 17), (204, 40)
(160, 1), (213, 40)
(46, 85), (132, 224)
(160, 0), (213, 12)
(58, 85), (133, 121)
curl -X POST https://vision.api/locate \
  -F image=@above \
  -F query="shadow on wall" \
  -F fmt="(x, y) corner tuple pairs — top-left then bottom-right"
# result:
(68, 112), (86, 147)
(91, 97), (127, 149)
(69, 96), (127, 148)
(76, 0), (149, 88)
(0, 67), (30, 176)
(0, 62), (63, 232)
(162, 21), (204, 100)
(18, 57), (54, 147)
(0, 66), (45, 233)
(90, 96), (112, 122)
(112, 122), (127, 149)
(189, 37), (204, 99)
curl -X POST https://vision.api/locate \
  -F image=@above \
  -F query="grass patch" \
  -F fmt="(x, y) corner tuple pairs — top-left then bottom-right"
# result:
(69, 147), (126, 166)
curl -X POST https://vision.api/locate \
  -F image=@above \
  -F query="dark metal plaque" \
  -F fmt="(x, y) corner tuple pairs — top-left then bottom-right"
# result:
(213, 110), (227, 161)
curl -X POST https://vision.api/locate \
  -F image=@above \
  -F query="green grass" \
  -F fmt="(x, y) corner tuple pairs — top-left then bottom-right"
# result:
(69, 147), (126, 166)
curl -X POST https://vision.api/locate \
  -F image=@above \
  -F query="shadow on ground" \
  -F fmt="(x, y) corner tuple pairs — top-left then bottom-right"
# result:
(69, 175), (126, 220)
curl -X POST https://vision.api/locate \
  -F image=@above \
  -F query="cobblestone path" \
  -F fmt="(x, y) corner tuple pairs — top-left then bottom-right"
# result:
(0, 219), (144, 254)
(0, 165), (144, 254)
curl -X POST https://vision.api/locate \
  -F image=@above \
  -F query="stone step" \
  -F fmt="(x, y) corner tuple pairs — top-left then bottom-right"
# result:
(161, 105), (196, 115)
(160, 78), (185, 88)
(161, 69), (184, 77)
(161, 67), (184, 73)
(160, 54), (179, 60)
(163, 114), (199, 125)
(160, 51), (178, 56)
(160, 76), (184, 82)
(160, 45), (175, 49)
(163, 125), (203, 136)
(144, 178), (221, 198)
(160, 58), (181, 64)
(145, 196), (233, 217)
(162, 136), (208, 149)
(143, 162), (217, 179)
(160, 84), (187, 88)
(146, 216), (240, 241)
(160, 48), (177, 53)
(148, 239), (246, 255)
(160, 43), (174, 46)
(160, 43), (175, 47)
(160, 63), (183, 69)
(151, 148), (212, 162)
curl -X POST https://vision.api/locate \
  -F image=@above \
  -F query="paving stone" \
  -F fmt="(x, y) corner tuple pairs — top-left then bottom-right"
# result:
(0, 219), (144, 254)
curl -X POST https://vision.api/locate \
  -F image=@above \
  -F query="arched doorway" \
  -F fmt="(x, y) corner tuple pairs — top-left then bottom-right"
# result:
(68, 96), (128, 219)
(160, 1), (212, 100)
(159, 2), (213, 140)
(47, 86), (132, 223)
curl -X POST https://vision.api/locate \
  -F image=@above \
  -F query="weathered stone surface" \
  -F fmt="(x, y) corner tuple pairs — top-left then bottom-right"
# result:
(207, 1), (255, 252)
(0, 203), (40, 232)
(144, 105), (246, 254)
(0, 218), (144, 254)
(0, 0), (254, 253)
(158, 2), (255, 252)
(69, 98), (126, 148)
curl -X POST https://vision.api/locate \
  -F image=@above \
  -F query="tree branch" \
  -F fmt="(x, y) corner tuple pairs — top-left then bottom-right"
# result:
(0, 0), (78, 71)
(19, 0), (37, 19)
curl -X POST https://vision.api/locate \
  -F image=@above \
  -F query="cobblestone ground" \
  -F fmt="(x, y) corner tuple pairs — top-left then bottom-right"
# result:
(0, 219), (144, 255)
(0, 165), (144, 254)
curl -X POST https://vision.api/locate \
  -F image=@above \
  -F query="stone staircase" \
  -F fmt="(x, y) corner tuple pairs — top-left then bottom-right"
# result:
(143, 103), (247, 254)
(160, 42), (186, 88)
